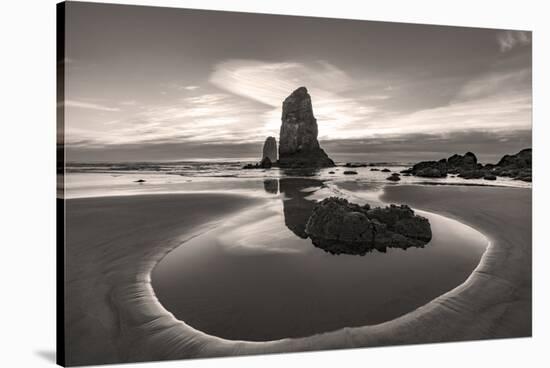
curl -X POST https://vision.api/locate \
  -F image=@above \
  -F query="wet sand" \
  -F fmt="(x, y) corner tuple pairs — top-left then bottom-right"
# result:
(63, 185), (531, 366)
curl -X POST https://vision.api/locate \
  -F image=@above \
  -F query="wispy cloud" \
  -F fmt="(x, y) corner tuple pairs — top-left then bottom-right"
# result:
(209, 59), (531, 141)
(161, 83), (201, 91)
(454, 68), (530, 101)
(209, 59), (354, 106)
(497, 30), (531, 52)
(119, 100), (137, 106)
(66, 92), (268, 147)
(63, 100), (121, 112)
(210, 59), (376, 136)
(66, 59), (531, 152)
(337, 67), (531, 139)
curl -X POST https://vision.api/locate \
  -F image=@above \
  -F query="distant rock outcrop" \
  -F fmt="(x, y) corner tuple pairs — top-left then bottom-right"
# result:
(260, 156), (272, 169)
(447, 152), (479, 173)
(486, 148), (532, 182)
(262, 136), (277, 162)
(496, 148), (532, 168)
(242, 157), (273, 170)
(404, 149), (532, 182)
(344, 162), (367, 168)
(404, 152), (478, 178)
(387, 173), (401, 181)
(263, 179), (279, 194)
(278, 87), (335, 168)
(408, 159), (448, 178)
(305, 197), (432, 255)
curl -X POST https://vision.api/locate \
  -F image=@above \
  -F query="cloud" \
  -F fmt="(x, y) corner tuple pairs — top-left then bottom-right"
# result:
(356, 92), (531, 138)
(119, 100), (137, 106)
(210, 59), (354, 106)
(63, 100), (121, 112)
(209, 59), (530, 141)
(66, 59), (531, 156)
(336, 69), (530, 139)
(210, 59), (377, 137)
(497, 30), (531, 52)
(454, 68), (531, 101)
(161, 83), (201, 91)
(66, 92), (269, 147)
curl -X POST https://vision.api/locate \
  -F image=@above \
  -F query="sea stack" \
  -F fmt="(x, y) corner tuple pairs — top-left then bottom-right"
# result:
(278, 87), (335, 168)
(262, 136), (277, 162)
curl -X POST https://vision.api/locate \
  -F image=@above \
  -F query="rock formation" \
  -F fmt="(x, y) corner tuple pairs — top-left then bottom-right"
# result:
(447, 152), (479, 173)
(260, 156), (272, 169)
(242, 157), (272, 170)
(387, 173), (401, 181)
(262, 136), (277, 162)
(305, 197), (432, 255)
(406, 159), (448, 178)
(344, 162), (367, 168)
(263, 179), (279, 194)
(496, 148), (532, 168)
(457, 170), (485, 179)
(404, 152), (478, 178)
(404, 149), (532, 182)
(278, 87), (335, 168)
(279, 178), (323, 238)
(485, 148), (532, 182)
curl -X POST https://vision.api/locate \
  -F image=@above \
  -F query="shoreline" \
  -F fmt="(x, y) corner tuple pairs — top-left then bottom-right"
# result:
(64, 185), (531, 366)
(62, 171), (531, 200)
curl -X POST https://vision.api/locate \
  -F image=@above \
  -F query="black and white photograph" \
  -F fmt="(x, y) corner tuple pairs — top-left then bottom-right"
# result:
(3, 1), (550, 368)
(56, 1), (535, 366)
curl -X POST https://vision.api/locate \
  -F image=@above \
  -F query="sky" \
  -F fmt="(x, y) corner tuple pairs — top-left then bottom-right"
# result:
(62, 2), (532, 163)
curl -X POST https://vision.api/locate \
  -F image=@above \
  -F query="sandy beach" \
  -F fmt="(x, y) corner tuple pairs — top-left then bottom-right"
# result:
(64, 185), (531, 366)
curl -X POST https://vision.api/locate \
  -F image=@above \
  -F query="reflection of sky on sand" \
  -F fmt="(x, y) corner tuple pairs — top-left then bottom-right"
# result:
(152, 177), (489, 341)
(217, 202), (305, 255)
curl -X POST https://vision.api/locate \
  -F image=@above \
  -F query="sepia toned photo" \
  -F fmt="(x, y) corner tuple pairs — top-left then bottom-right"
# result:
(57, 2), (532, 366)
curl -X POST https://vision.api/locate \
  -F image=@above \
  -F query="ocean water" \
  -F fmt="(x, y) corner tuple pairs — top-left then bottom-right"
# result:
(62, 160), (530, 198)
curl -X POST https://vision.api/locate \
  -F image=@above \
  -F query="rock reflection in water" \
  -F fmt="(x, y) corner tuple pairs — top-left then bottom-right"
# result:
(269, 178), (431, 255)
(263, 179), (279, 194)
(278, 178), (323, 238)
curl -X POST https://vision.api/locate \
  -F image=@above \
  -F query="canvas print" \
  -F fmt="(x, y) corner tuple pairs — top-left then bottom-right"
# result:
(57, 2), (532, 366)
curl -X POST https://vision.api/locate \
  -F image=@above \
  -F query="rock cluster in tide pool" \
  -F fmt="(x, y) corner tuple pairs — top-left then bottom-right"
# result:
(305, 197), (432, 255)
